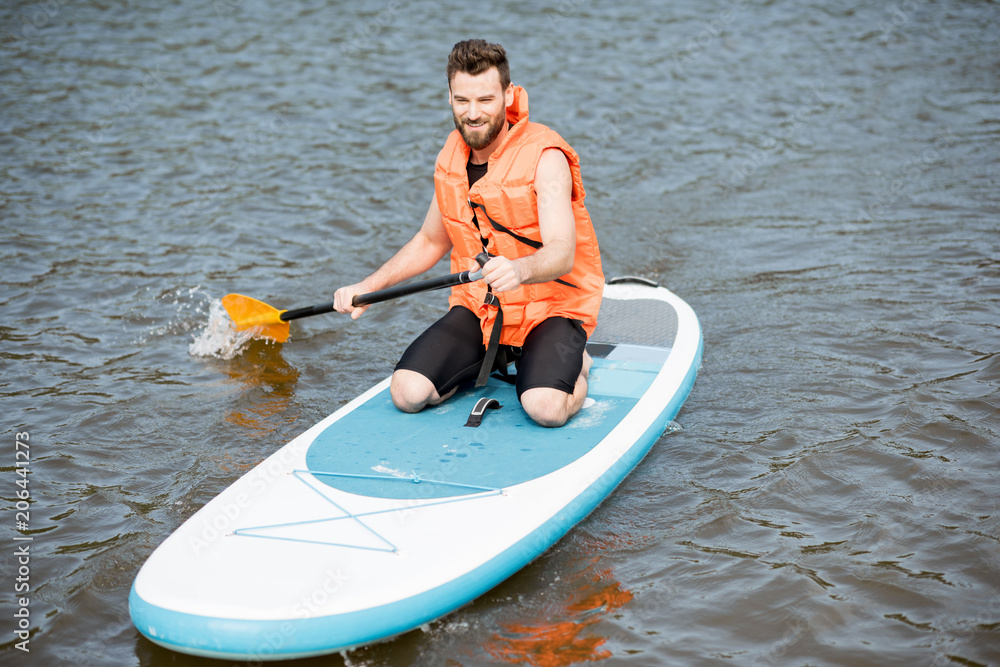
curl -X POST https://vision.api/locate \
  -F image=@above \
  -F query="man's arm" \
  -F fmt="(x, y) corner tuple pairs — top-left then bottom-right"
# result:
(480, 148), (576, 292)
(334, 193), (453, 319)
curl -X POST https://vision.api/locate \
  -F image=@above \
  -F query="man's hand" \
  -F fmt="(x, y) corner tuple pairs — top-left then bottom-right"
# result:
(479, 255), (525, 293)
(333, 283), (372, 320)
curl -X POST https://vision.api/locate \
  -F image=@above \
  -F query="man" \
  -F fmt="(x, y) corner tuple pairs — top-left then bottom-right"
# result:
(334, 39), (603, 427)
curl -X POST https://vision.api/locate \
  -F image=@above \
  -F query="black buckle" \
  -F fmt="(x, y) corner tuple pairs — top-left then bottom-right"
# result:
(464, 397), (502, 427)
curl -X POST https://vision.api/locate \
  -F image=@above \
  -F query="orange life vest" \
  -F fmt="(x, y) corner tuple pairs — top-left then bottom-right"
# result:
(434, 85), (604, 348)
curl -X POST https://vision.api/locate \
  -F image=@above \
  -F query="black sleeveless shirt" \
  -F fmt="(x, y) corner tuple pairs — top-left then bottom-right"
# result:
(467, 159), (488, 188)
(467, 158), (489, 250)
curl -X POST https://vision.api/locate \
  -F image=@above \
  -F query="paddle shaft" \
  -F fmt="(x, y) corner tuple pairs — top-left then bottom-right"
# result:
(279, 265), (486, 323)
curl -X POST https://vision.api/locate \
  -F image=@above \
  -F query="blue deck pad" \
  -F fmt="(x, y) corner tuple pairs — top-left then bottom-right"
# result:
(305, 358), (662, 499)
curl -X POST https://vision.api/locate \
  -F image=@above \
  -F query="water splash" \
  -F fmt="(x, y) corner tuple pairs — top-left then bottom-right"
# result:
(662, 420), (682, 436)
(132, 285), (215, 346)
(188, 298), (257, 360)
(567, 399), (612, 429)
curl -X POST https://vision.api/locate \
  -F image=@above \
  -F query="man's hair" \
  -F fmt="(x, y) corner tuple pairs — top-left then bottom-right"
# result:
(446, 39), (510, 90)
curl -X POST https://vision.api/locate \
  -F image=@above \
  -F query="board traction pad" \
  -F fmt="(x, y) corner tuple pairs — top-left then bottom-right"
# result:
(590, 297), (678, 347)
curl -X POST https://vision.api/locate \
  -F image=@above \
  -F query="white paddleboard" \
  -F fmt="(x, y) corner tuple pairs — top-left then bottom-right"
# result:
(130, 278), (702, 660)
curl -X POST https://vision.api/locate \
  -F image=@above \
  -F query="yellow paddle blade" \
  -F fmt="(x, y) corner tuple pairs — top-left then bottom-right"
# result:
(221, 294), (290, 343)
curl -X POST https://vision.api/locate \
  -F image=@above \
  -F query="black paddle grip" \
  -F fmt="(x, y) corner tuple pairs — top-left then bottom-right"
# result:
(351, 254), (491, 308)
(280, 256), (492, 322)
(281, 302), (335, 322)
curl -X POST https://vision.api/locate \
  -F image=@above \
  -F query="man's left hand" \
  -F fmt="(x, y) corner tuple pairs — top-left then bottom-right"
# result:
(480, 255), (524, 293)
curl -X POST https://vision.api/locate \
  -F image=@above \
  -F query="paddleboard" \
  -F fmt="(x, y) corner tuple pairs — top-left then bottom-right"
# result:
(129, 277), (702, 661)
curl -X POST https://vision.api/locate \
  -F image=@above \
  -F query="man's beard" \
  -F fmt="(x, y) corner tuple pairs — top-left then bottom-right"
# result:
(453, 108), (505, 151)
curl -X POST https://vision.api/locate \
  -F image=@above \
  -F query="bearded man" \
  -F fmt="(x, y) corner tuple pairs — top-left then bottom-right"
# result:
(334, 39), (603, 427)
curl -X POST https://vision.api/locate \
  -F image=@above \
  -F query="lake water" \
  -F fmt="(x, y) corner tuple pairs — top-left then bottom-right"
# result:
(2, 0), (998, 665)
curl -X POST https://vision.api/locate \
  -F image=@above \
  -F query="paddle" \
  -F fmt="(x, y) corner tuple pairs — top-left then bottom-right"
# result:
(222, 254), (489, 343)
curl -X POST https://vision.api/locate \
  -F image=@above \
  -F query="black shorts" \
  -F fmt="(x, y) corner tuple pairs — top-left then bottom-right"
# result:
(395, 306), (588, 400)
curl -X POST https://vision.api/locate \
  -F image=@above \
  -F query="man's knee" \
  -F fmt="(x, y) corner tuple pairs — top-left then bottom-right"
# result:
(390, 370), (435, 413)
(520, 388), (571, 428)
(391, 369), (458, 413)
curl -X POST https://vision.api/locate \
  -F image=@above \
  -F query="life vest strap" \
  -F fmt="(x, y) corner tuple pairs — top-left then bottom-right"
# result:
(468, 200), (579, 290)
(475, 292), (503, 388)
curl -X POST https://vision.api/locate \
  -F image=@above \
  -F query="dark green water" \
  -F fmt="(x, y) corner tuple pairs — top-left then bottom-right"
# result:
(2, 1), (998, 665)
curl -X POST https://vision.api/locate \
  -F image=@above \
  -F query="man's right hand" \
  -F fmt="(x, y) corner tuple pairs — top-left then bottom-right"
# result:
(333, 283), (371, 320)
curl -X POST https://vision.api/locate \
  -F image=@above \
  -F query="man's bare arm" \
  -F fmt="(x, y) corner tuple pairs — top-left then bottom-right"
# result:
(480, 148), (576, 292)
(334, 193), (453, 318)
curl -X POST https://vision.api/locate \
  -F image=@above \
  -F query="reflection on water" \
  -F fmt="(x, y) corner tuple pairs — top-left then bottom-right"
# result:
(191, 334), (303, 476)
(220, 339), (301, 436)
(484, 566), (634, 667)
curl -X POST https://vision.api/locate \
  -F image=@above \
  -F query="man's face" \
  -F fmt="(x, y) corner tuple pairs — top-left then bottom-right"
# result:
(449, 68), (511, 152)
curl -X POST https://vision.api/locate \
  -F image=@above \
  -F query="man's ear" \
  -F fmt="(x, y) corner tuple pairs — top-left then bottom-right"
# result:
(505, 83), (514, 109)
